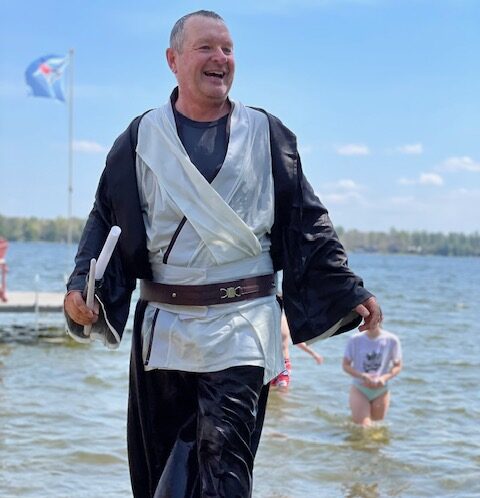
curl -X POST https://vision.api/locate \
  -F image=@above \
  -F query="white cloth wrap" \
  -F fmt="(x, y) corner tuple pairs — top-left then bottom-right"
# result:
(135, 100), (283, 383)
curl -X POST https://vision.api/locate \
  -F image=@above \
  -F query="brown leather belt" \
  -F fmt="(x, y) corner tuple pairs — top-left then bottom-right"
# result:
(140, 274), (276, 306)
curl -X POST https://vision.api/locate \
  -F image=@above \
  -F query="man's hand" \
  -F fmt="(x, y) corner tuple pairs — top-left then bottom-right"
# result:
(64, 290), (99, 326)
(354, 296), (382, 332)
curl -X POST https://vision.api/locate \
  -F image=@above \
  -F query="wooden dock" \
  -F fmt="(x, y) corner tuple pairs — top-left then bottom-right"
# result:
(0, 291), (64, 313)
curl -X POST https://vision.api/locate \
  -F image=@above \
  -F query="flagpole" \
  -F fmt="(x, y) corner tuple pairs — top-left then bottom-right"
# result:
(67, 48), (74, 246)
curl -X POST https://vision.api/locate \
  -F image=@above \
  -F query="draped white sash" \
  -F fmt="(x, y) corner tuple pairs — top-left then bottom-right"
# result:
(136, 100), (273, 267)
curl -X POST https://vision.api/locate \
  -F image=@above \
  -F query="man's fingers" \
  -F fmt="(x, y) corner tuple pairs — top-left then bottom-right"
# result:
(355, 303), (370, 318)
(356, 297), (382, 331)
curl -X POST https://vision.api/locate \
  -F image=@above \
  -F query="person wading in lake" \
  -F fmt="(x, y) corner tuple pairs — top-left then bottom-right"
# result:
(343, 321), (402, 426)
(63, 10), (382, 498)
(271, 294), (324, 391)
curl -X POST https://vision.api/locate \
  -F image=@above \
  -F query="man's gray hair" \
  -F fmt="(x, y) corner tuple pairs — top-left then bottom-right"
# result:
(170, 10), (225, 52)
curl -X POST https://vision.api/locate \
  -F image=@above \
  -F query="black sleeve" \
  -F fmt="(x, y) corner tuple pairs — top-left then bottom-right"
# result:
(65, 124), (139, 344)
(282, 152), (372, 343)
(262, 108), (373, 343)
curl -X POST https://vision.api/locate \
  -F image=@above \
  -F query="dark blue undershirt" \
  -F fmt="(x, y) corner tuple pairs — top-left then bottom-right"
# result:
(173, 109), (229, 183)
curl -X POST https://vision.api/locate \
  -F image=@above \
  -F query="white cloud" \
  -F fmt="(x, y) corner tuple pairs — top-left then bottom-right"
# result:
(398, 172), (443, 187)
(398, 177), (415, 185)
(317, 179), (365, 206)
(419, 173), (443, 186)
(439, 156), (480, 172)
(314, 175), (367, 209)
(320, 191), (365, 205)
(337, 179), (360, 190)
(323, 179), (363, 190)
(73, 140), (108, 154)
(329, 187), (479, 233)
(397, 143), (423, 155)
(335, 143), (370, 156)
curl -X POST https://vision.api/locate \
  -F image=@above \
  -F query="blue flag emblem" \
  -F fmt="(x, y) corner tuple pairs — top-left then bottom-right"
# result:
(25, 54), (69, 102)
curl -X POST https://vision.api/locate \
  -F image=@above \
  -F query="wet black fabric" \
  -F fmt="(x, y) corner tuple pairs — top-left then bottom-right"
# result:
(128, 300), (268, 498)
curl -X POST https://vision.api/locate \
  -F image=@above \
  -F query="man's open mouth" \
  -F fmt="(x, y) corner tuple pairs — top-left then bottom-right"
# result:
(204, 71), (225, 79)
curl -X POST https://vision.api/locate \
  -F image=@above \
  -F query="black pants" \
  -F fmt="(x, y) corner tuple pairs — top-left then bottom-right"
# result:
(128, 300), (269, 498)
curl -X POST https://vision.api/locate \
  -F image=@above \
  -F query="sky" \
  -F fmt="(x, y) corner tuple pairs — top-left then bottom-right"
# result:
(0, 0), (479, 233)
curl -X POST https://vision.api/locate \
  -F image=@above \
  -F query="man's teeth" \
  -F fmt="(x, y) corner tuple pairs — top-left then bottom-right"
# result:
(205, 71), (224, 78)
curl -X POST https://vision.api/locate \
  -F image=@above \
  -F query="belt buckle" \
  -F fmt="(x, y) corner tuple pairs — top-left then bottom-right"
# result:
(220, 286), (242, 299)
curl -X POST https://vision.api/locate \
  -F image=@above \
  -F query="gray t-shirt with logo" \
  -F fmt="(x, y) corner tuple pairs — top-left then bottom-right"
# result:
(344, 330), (402, 386)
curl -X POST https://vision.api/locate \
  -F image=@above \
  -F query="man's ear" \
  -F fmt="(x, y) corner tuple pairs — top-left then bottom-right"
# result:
(166, 48), (177, 74)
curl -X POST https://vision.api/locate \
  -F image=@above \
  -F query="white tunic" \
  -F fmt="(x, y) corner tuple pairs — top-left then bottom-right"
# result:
(135, 99), (283, 383)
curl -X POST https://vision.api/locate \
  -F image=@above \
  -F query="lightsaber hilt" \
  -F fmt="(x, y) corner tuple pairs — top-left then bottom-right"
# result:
(83, 258), (96, 337)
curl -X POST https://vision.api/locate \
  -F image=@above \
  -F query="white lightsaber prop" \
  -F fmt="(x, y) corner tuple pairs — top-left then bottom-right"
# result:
(95, 225), (122, 280)
(83, 226), (122, 337)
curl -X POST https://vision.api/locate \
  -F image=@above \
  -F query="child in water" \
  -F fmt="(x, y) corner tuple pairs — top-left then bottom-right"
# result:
(270, 311), (323, 390)
(272, 278), (323, 391)
(342, 321), (402, 426)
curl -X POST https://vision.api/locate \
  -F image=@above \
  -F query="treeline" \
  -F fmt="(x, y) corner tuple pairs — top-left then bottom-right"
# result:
(0, 215), (86, 243)
(0, 215), (479, 257)
(336, 227), (480, 257)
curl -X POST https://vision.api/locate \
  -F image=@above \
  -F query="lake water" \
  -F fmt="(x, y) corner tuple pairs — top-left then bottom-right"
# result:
(1, 242), (479, 498)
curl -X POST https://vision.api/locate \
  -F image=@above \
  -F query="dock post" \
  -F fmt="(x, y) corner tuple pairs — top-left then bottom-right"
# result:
(0, 237), (8, 302)
(34, 274), (39, 334)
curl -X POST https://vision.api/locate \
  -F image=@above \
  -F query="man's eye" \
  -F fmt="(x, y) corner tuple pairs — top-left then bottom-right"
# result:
(199, 46), (210, 50)
(223, 47), (232, 55)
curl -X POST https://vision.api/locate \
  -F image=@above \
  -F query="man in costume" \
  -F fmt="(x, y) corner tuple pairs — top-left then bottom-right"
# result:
(64, 10), (381, 498)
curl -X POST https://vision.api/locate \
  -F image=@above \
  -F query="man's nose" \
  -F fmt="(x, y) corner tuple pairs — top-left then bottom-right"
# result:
(211, 47), (228, 63)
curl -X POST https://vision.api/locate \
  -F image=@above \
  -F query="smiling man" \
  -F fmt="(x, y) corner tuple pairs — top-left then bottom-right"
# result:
(64, 10), (381, 498)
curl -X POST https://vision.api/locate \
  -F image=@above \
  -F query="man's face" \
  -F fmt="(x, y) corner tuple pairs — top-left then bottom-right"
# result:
(168, 16), (235, 109)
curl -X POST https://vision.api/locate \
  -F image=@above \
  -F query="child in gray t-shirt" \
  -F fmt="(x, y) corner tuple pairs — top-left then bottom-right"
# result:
(343, 324), (402, 426)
